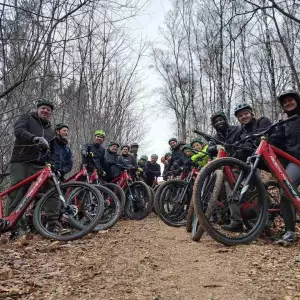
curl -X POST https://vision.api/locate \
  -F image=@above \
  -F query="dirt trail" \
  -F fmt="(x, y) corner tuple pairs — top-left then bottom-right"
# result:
(0, 215), (300, 300)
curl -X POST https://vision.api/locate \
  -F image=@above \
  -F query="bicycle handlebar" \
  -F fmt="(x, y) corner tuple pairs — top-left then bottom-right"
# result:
(193, 114), (298, 150)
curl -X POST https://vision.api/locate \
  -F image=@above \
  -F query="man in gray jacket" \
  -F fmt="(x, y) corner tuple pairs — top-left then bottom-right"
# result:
(7, 99), (58, 239)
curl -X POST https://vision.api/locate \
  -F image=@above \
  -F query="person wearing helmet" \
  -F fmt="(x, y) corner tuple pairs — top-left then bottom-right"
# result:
(50, 123), (73, 180)
(207, 111), (242, 157)
(145, 154), (161, 187)
(103, 142), (125, 181)
(165, 138), (185, 173)
(234, 103), (272, 162)
(235, 103), (271, 138)
(161, 153), (171, 180)
(7, 99), (59, 239)
(81, 129), (106, 173)
(269, 89), (300, 245)
(120, 145), (137, 167)
(138, 155), (148, 168)
(130, 143), (139, 162)
(190, 139), (209, 168)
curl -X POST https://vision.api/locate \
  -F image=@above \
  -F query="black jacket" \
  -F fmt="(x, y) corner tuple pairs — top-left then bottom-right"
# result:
(51, 135), (73, 175)
(237, 117), (272, 162)
(166, 146), (185, 171)
(81, 142), (105, 171)
(121, 154), (137, 168)
(270, 114), (300, 160)
(10, 112), (55, 165)
(207, 125), (242, 157)
(103, 150), (125, 181)
(145, 162), (161, 186)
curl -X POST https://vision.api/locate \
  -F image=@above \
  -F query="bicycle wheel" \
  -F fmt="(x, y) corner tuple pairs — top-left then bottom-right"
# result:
(33, 181), (104, 241)
(186, 202), (194, 232)
(93, 185), (121, 231)
(103, 183), (126, 212)
(155, 180), (190, 227)
(191, 214), (204, 241)
(124, 181), (153, 220)
(194, 158), (268, 246)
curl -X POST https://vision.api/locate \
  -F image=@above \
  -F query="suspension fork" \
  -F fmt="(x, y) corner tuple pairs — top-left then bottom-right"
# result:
(52, 174), (68, 209)
(238, 155), (261, 204)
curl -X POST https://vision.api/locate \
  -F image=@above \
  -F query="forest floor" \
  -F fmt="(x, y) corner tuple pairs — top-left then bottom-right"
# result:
(0, 215), (300, 300)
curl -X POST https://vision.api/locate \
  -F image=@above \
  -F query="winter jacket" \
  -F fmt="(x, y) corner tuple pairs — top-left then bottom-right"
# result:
(145, 162), (161, 186)
(166, 146), (185, 172)
(10, 112), (55, 165)
(237, 117), (272, 162)
(191, 144), (209, 168)
(51, 135), (73, 175)
(81, 142), (105, 171)
(270, 114), (300, 160)
(103, 150), (125, 181)
(121, 154), (137, 168)
(207, 125), (242, 157)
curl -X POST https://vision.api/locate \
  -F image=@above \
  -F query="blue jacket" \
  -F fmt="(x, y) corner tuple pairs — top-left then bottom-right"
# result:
(51, 135), (73, 175)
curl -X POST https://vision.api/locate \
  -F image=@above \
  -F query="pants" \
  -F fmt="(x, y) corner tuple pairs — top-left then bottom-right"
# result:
(6, 162), (60, 227)
(280, 163), (300, 232)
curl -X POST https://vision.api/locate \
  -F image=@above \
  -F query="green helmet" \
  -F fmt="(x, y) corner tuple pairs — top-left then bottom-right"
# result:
(181, 144), (195, 153)
(95, 130), (106, 137)
(190, 139), (203, 147)
(36, 99), (55, 110)
(140, 155), (148, 161)
(108, 141), (120, 148)
(210, 111), (227, 124)
(164, 152), (172, 159)
(151, 154), (158, 159)
(55, 123), (69, 131)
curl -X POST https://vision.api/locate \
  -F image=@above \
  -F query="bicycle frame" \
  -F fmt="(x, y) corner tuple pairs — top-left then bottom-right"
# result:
(0, 165), (53, 231)
(252, 138), (300, 212)
(111, 170), (132, 190)
(66, 167), (99, 185)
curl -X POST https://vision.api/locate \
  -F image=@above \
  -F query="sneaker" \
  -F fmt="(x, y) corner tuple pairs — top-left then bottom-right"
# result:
(46, 220), (63, 233)
(10, 228), (28, 240)
(221, 220), (244, 232)
(275, 231), (296, 246)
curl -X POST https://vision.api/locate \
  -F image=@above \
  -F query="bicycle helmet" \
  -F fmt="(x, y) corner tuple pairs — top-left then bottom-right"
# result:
(36, 99), (55, 110)
(210, 111), (227, 124)
(140, 155), (148, 161)
(130, 143), (139, 148)
(181, 144), (195, 152)
(277, 89), (300, 106)
(94, 130), (106, 137)
(168, 137), (178, 145)
(151, 154), (158, 159)
(121, 145), (130, 150)
(55, 123), (69, 130)
(190, 138), (203, 147)
(108, 141), (120, 148)
(234, 103), (253, 117)
(164, 152), (171, 158)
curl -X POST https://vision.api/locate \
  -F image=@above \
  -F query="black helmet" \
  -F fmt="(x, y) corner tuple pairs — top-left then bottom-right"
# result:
(210, 111), (227, 124)
(168, 137), (178, 145)
(234, 103), (253, 117)
(36, 99), (55, 110)
(108, 141), (120, 148)
(55, 123), (69, 131)
(278, 89), (300, 106)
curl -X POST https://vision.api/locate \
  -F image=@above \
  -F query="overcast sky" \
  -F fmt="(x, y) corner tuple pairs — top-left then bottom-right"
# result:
(128, 0), (173, 159)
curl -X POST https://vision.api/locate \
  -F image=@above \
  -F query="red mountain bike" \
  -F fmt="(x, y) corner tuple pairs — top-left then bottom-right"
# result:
(110, 164), (153, 220)
(194, 115), (300, 245)
(0, 164), (104, 241)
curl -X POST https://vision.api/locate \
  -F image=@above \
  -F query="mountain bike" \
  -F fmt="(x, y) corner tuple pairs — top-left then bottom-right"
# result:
(0, 164), (104, 241)
(111, 165), (153, 220)
(193, 115), (300, 245)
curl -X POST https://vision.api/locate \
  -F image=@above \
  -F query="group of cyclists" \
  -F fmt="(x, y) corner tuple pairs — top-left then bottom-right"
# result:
(160, 89), (300, 246)
(5, 89), (300, 246)
(7, 99), (161, 239)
